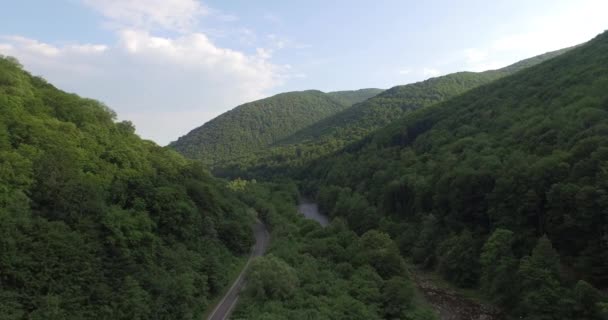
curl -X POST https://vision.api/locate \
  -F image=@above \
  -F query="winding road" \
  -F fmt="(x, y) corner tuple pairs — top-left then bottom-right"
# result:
(207, 221), (270, 320)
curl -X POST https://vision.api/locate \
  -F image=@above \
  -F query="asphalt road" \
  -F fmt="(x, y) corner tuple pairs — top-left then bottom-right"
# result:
(207, 221), (269, 320)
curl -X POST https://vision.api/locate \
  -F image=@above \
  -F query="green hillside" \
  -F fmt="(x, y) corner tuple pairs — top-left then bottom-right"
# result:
(327, 88), (384, 106)
(229, 182), (436, 319)
(215, 47), (570, 179)
(0, 56), (254, 319)
(307, 32), (608, 319)
(170, 89), (382, 166)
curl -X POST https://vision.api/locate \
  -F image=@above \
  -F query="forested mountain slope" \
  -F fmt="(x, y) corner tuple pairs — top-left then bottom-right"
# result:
(216, 47), (571, 179)
(0, 56), (254, 319)
(308, 31), (608, 319)
(170, 89), (382, 166)
(299, 48), (571, 144)
(229, 182), (437, 320)
(327, 88), (384, 106)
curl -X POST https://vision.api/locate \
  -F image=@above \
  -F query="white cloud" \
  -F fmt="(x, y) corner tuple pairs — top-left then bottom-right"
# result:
(266, 34), (286, 49)
(3, 36), (61, 56)
(83, 0), (208, 32)
(0, 1), (292, 145)
(398, 69), (411, 75)
(0, 31), (284, 145)
(422, 68), (440, 77)
(263, 13), (282, 24)
(237, 28), (257, 45)
(461, 48), (503, 72)
(464, 48), (487, 63)
(213, 13), (239, 23)
(459, 0), (608, 72)
(121, 109), (222, 144)
(256, 47), (273, 59)
(266, 34), (311, 50)
(0, 43), (13, 52)
(68, 44), (109, 54)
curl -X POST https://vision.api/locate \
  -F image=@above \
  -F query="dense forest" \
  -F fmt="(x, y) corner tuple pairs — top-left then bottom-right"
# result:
(0, 56), (254, 319)
(302, 31), (608, 319)
(229, 181), (437, 320)
(3, 16), (608, 320)
(208, 48), (571, 179)
(170, 89), (382, 166)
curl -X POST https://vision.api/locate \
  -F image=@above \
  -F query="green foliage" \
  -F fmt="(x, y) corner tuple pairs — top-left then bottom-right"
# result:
(381, 276), (415, 319)
(0, 56), (254, 319)
(170, 89), (382, 166)
(247, 255), (299, 300)
(1, 31), (600, 320)
(411, 214), (439, 268)
(356, 230), (405, 279)
(573, 280), (605, 320)
(295, 32), (608, 318)
(232, 182), (437, 320)
(436, 230), (479, 288)
(327, 88), (384, 106)
(479, 229), (518, 306)
(516, 236), (568, 319)
(208, 47), (570, 179)
(227, 177), (253, 191)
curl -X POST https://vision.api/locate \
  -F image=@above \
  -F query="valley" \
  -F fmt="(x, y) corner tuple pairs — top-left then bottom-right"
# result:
(196, 31), (608, 319)
(1, 4), (608, 319)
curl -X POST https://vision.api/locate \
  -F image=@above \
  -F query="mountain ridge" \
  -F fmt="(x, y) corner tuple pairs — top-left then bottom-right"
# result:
(306, 30), (608, 319)
(170, 88), (383, 165)
(0, 55), (254, 318)
(210, 46), (572, 179)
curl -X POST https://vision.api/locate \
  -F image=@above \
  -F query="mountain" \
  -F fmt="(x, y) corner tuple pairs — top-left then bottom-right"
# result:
(307, 32), (608, 319)
(0, 56), (254, 318)
(214, 47), (571, 178)
(326, 88), (384, 106)
(170, 88), (383, 166)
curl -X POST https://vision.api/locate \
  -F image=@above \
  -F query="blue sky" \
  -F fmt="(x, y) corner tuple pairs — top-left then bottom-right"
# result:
(1, 0), (607, 145)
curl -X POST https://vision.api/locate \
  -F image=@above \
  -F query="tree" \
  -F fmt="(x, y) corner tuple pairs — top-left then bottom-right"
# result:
(479, 228), (518, 306)
(247, 255), (299, 301)
(573, 280), (605, 320)
(349, 266), (383, 306)
(0, 56), (258, 318)
(356, 230), (404, 279)
(333, 294), (380, 320)
(381, 276), (415, 319)
(437, 229), (479, 287)
(412, 214), (439, 268)
(113, 276), (151, 320)
(516, 235), (567, 319)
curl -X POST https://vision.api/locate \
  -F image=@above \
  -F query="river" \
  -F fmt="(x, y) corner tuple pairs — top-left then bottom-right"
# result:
(297, 198), (329, 227)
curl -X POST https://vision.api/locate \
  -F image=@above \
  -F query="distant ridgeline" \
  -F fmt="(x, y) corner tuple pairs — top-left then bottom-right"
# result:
(0, 56), (254, 319)
(307, 32), (608, 319)
(199, 47), (571, 179)
(169, 88), (383, 167)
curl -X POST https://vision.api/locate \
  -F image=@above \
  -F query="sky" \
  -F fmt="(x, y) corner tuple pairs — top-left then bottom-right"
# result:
(1, 0), (607, 145)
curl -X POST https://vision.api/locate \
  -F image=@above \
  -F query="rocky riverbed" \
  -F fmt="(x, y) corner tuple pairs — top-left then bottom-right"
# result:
(413, 272), (502, 320)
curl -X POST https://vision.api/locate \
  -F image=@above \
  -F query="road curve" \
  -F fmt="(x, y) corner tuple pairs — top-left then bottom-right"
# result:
(207, 221), (269, 320)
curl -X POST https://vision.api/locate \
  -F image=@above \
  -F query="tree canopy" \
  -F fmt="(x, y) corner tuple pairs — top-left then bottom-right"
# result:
(170, 89), (382, 166)
(0, 56), (254, 319)
(207, 47), (571, 180)
(303, 31), (608, 319)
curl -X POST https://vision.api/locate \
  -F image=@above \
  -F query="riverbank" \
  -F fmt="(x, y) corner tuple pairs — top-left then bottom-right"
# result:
(297, 198), (329, 226)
